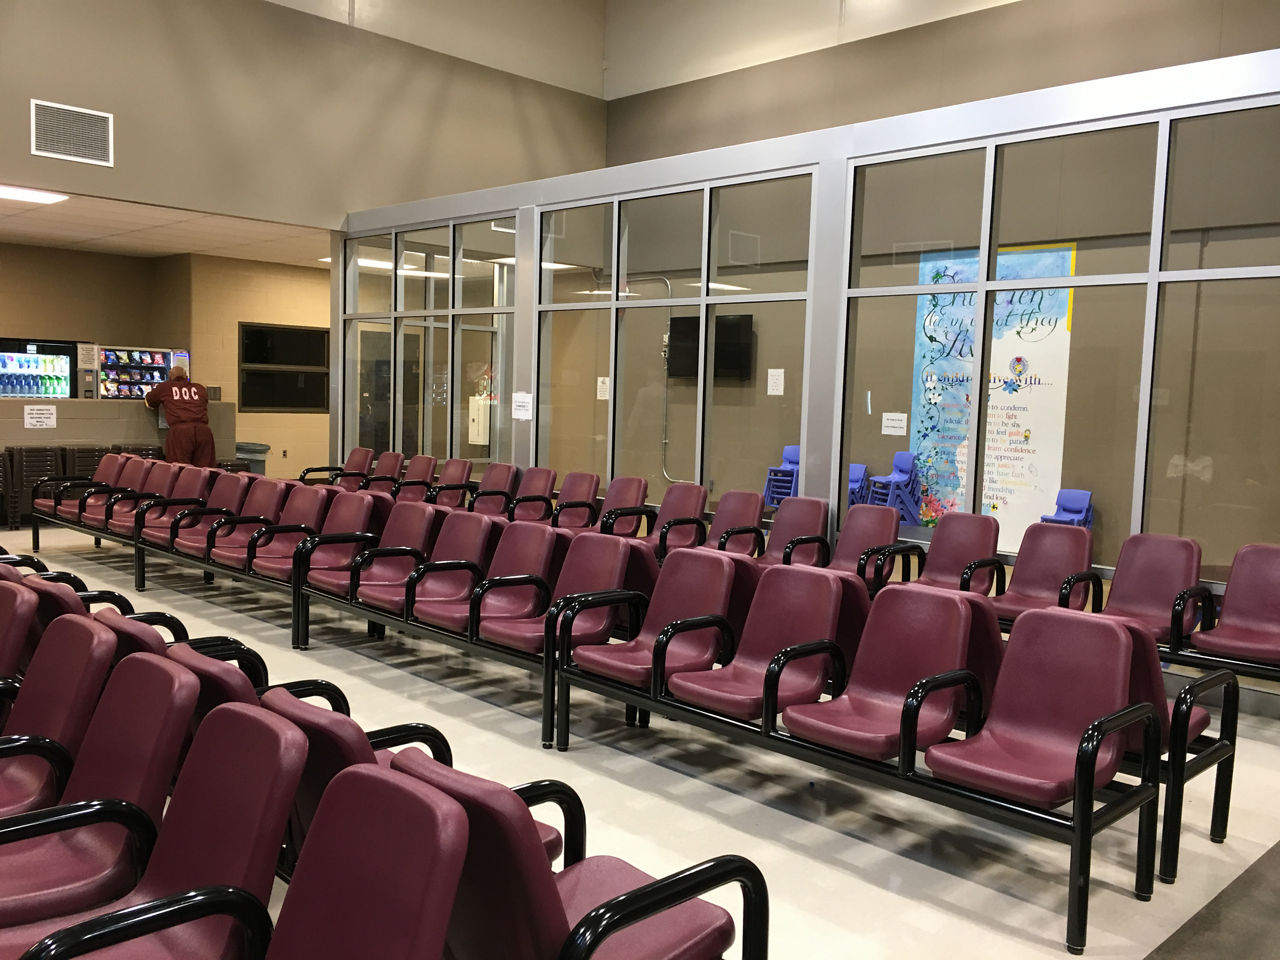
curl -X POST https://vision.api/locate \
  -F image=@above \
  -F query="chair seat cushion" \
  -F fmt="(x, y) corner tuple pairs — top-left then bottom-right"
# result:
(989, 590), (1060, 622)
(0, 828), (134, 926)
(413, 599), (471, 634)
(477, 618), (545, 654)
(105, 516), (142, 536)
(173, 535), (213, 559)
(32, 498), (55, 515)
(783, 688), (957, 761)
(139, 526), (177, 548)
(251, 555), (295, 581)
(667, 663), (823, 722)
(0, 757), (59, 819)
(1191, 624), (1280, 664)
(357, 583), (406, 614)
(79, 508), (109, 529)
(208, 544), (251, 567)
(571, 639), (716, 689)
(556, 854), (734, 960)
(1176, 700), (1212, 744)
(306, 568), (351, 596)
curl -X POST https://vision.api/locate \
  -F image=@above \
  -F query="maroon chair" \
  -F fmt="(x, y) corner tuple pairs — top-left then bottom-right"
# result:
(500, 467), (559, 526)
(874, 511), (999, 594)
(557, 548), (736, 751)
(416, 521), (559, 635)
(698, 490), (766, 556)
(130, 466), (220, 545)
(462, 463), (520, 518)
(542, 472), (600, 530)
(1066, 533), (1202, 644)
(299, 447), (374, 491)
(1175, 543), (1280, 665)
(0, 652), (197, 927)
(0, 615), (115, 819)
(0, 703), (306, 958)
(63, 457), (153, 525)
(390, 748), (764, 960)
(809, 504), (900, 588)
(358, 511), (496, 618)
(97, 461), (183, 536)
(358, 450), (405, 496)
(922, 608), (1159, 954)
(210, 484), (327, 571)
(779, 585), (971, 759)
(392, 454), (438, 503)
(313, 501), (436, 601)
(174, 478), (287, 561)
(605, 482), (707, 595)
(20, 765), (471, 960)
(966, 522), (1093, 628)
(11, 579), (89, 670)
(427, 458), (475, 509)
(901, 584), (1004, 717)
(31, 454), (125, 519)
(559, 476), (647, 538)
(0, 583), (38, 679)
(665, 564), (842, 724)
(258, 490), (374, 582)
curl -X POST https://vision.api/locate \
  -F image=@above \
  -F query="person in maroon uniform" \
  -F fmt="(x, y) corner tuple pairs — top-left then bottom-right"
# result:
(145, 366), (217, 467)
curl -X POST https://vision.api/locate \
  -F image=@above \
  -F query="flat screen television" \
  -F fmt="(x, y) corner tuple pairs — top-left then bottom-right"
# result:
(666, 314), (754, 381)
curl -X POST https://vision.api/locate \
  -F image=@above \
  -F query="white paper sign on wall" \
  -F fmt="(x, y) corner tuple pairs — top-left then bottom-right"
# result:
(596, 376), (610, 401)
(511, 392), (534, 421)
(77, 344), (98, 368)
(24, 405), (56, 429)
(766, 368), (784, 396)
(881, 412), (908, 436)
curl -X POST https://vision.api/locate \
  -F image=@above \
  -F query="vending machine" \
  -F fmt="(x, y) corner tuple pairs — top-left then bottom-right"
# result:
(0, 339), (76, 398)
(96, 346), (188, 400)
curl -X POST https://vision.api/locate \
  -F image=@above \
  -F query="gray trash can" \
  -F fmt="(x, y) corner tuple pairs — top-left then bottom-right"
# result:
(235, 442), (270, 475)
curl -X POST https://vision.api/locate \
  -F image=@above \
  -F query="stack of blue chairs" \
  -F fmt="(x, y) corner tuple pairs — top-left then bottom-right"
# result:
(764, 444), (800, 507)
(1041, 488), (1093, 528)
(847, 463), (869, 506)
(869, 451), (921, 525)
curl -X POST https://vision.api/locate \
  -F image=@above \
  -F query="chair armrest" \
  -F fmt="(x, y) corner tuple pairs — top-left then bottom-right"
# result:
(77, 590), (135, 616)
(1075, 702), (1160, 808)
(560, 854), (769, 960)
(0, 735), (73, 796)
(126, 611), (190, 644)
(391, 478), (433, 496)
(1168, 669), (1238, 759)
(39, 571), (89, 591)
(779, 535), (828, 566)
(1059, 570), (1103, 612)
(349, 546), (426, 601)
(49, 480), (107, 510)
(509, 495), (554, 522)
(359, 474), (399, 490)
(404, 560), (485, 620)
(1169, 586), (1217, 653)
(551, 591), (650, 667)
(468, 488), (513, 513)
(657, 516), (707, 560)
(782, 534), (830, 567)
(0, 679), (22, 708)
(19, 885), (272, 960)
(601, 505), (657, 536)
(294, 532), (380, 577)
(874, 543), (925, 588)
(551, 500), (599, 529)
(256, 679), (351, 716)
(32, 474), (91, 505)
(189, 637), (270, 689)
(513, 779), (587, 868)
(651, 615), (735, 699)
(329, 470), (369, 485)
(136, 497), (206, 534)
(103, 490), (156, 524)
(245, 524), (317, 568)
(366, 723), (453, 766)
(79, 485), (132, 511)
(469, 574), (553, 642)
(205, 515), (271, 562)
(761, 641), (845, 736)
(0, 554), (48, 573)
(168, 505), (232, 546)
(897, 669), (983, 775)
(0, 799), (155, 870)
(298, 464), (342, 482)
(426, 481), (478, 504)
(718, 525), (765, 557)
(856, 543), (899, 580)
(960, 557), (1006, 595)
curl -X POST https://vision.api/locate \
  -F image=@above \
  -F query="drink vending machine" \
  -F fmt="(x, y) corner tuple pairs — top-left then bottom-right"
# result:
(0, 339), (76, 398)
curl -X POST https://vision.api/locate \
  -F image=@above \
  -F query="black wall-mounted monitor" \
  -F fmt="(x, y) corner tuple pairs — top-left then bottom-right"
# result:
(666, 314), (754, 381)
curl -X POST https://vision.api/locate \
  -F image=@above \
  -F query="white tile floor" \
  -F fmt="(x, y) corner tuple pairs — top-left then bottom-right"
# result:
(27, 525), (1280, 958)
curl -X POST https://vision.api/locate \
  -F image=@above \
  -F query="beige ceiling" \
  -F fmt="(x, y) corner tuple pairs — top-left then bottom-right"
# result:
(0, 193), (330, 270)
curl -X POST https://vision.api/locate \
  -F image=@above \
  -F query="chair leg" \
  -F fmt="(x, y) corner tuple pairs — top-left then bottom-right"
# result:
(1136, 790), (1157, 902)
(1210, 750), (1235, 844)
(637, 708), (651, 728)
(134, 546), (146, 591)
(93, 537), (101, 548)
(30, 515), (39, 553)
(1159, 754), (1187, 884)
(540, 645), (556, 749)
(203, 571), (214, 584)
(625, 704), (638, 727)
(554, 671), (570, 752)
(294, 592), (309, 651)
(1066, 812), (1093, 955)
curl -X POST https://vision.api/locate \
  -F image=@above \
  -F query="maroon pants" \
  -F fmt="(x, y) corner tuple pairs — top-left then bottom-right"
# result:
(166, 422), (216, 467)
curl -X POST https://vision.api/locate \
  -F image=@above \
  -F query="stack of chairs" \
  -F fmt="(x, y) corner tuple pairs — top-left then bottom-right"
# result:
(847, 463), (869, 506)
(5, 446), (62, 530)
(763, 444), (799, 507)
(868, 451), (921, 525)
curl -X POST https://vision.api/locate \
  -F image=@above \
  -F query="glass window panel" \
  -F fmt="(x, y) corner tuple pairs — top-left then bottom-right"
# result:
(992, 125), (1157, 278)
(1163, 106), (1280, 270)
(850, 150), (986, 288)
(619, 191), (703, 299)
(1146, 278), (1280, 574)
(704, 301), (805, 507)
(977, 284), (1144, 565)
(399, 227), (450, 312)
(710, 176), (811, 295)
(615, 306), (698, 503)
(457, 217), (516, 309)
(343, 320), (392, 454)
(345, 235), (394, 313)
(239, 370), (329, 412)
(454, 315), (512, 463)
(542, 205), (613, 305)
(537, 309), (609, 478)
(398, 322), (450, 460)
(842, 293), (972, 534)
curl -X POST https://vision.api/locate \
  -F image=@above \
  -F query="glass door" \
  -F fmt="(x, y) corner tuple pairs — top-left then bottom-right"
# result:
(344, 319), (393, 454)
(397, 320), (450, 460)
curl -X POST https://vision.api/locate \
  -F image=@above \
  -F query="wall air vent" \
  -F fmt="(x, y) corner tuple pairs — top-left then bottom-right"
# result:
(30, 99), (113, 166)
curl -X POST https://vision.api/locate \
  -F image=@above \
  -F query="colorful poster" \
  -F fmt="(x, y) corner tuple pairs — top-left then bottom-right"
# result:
(910, 246), (1075, 542)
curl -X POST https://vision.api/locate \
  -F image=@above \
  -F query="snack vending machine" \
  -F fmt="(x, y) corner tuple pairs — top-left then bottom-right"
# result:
(97, 346), (187, 399)
(0, 339), (76, 398)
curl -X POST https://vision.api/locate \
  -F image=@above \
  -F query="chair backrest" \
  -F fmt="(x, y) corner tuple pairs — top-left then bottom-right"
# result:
(707, 491), (765, 553)
(61, 653), (198, 824)
(396, 455), (438, 502)
(1105, 533), (1201, 627)
(0, 582), (38, 678)
(1109, 618), (1175, 750)
(93, 608), (169, 662)
(90, 453), (125, 485)
(5, 615), (115, 759)
(985, 609), (1131, 777)
(653, 482), (708, 533)
(831, 504), (900, 572)
(20, 578), (87, 655)
(364, 451), (405, 495)
(897, 582), (1004, 708)
(552, 472), (600, 528)
(138, 460), (181, 499)
(639, 548), (735, 646)
(365, 501), (437, 578)
(597, 476), (648, 536)
(279, 483), (330, 530)
(891, 451), (915, 478)
(916, 512), (999, 592)
(205, 471), (252, 513)
(268, 766), (467, 960)
(552, 532), (629, 603)
(511, 467), (557, 521)
(319, 491), (373, 536)
(763, 497), (828, 564)
(389, 749), (570, 960)
(1219, 543), (1280, 632)
(434, 459), (473, 508)
(137, 703), (307, 905)
(363, 490), (395, 536)
(782, 445), (800, 468)
(110, 457), (153, 494)
(237, 478), (289, 525)
(1056, 488), (1092, 518)
(1007, 522), (1094, 606)
(343, 448), (375, 475)
(471, 463), (520, 515)
(418, 511), (497, 598)
(735, 565), (841, 670)
(482, 523), (559, 617)
(166, 465), (213, 504)
(165, 642), (260, 732)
